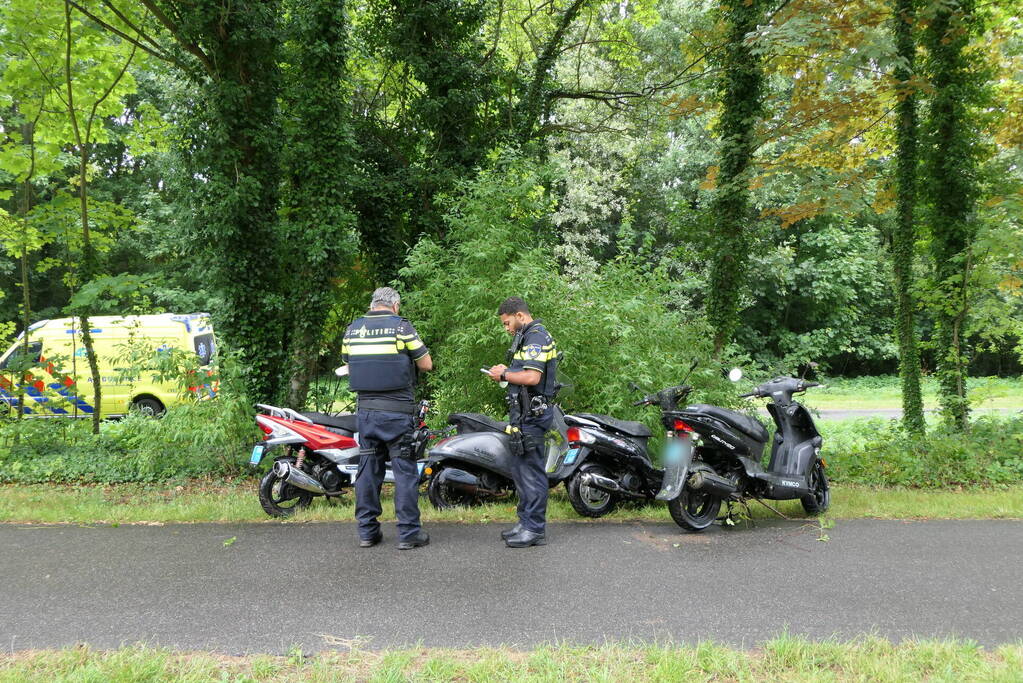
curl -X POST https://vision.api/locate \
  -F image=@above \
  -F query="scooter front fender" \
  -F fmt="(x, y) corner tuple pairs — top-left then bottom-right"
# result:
(655, 434), (694, 501)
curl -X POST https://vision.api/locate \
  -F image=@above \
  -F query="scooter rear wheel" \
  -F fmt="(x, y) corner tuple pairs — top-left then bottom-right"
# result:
(566, 464), (617, 518)
(667, 472), (721, 532)
(258, 458), (314, 518)
(426, 466), (479, 509)
(801, 459), (830, 514)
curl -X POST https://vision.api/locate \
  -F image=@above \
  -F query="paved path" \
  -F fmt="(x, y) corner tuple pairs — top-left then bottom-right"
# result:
(2, 520), (1021, 653)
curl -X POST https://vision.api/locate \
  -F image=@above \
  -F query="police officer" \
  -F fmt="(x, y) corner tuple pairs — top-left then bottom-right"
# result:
(341, 287), (433, 549)
(486, 297), (558, 548)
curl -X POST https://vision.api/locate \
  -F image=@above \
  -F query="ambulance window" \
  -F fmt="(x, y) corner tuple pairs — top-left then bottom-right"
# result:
(0, 342), (42, 369)
(193, 334), (216, 365)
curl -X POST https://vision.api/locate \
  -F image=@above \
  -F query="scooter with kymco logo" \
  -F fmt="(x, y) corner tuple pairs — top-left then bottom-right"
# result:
(649, 370), (830, 532)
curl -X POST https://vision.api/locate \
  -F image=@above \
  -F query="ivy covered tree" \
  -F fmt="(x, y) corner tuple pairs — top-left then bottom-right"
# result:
(279, 0), (358, 407)
(921, 0), (988, 429)
(705, 0), (767, 354)
(890, 0), (925, 434)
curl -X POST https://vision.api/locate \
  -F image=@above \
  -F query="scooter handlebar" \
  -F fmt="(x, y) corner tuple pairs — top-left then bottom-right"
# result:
(738, 391), (759, 398)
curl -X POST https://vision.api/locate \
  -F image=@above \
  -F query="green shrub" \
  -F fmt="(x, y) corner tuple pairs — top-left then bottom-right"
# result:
(400, 152), (741, 432)
(0, 355), (256, 484)
(822, 415), (1023, 487)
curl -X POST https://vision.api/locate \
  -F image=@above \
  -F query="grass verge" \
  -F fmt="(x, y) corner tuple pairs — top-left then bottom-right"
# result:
(2, 636), (1022, 682)
(804, 375), (1023, 412)
(1, 479), (1020, 524)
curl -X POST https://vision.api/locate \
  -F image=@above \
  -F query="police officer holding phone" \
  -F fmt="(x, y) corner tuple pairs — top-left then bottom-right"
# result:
(341, 287), (433, 549)
(486, 297), (558, 548)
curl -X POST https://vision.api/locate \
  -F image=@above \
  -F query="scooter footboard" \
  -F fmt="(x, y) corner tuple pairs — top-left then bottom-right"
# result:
(655, 434), (694, 501)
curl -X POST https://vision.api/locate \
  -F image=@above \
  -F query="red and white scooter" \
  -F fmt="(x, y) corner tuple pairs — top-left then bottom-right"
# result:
(249, 366), (443, 517)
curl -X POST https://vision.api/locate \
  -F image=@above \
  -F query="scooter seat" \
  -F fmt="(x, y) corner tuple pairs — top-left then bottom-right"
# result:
(686, 404), (769, 443)
(575, 413), (652, 438)
(448, 412), (509, 434)
(301, 412), (358, 433)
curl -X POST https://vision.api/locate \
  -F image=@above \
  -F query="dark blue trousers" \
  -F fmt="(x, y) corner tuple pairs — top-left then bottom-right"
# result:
(511, 424), (549, 534)
(355, 409), (422, 542)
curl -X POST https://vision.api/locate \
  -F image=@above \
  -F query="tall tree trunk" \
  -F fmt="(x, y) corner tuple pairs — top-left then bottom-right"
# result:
(706, 0), (766, 355)
(516, 0), (588, 145)
(14, 120), (35, 435)
(922, 0), (983, 430)
(178, 0), (286, 402)
(891, 0), (925, 434)
(282, 0), (356, 409)
(64, 0), (104, 434)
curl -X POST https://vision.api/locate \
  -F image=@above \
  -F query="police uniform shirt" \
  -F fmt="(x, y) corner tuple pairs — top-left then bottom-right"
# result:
(341, 310), (429, 403)
(509, 321), (557, 390)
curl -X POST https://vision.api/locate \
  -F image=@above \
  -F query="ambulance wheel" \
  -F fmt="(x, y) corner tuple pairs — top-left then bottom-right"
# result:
(131, 396), (165, 417)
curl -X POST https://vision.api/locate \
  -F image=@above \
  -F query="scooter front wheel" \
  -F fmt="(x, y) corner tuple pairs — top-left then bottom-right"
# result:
(801, 459), (830, 514)
(667, 480), (721, 532)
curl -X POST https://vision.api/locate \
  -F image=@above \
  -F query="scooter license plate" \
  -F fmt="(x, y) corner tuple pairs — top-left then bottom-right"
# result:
(664, 440), (685, 463)
(249, 444), (265, 465)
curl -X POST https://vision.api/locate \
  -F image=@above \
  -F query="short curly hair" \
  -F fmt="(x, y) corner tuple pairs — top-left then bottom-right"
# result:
(497, 297), (530, 316)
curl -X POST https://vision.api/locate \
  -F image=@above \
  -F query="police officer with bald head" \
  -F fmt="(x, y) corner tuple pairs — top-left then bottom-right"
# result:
(341, 287), (433, 549)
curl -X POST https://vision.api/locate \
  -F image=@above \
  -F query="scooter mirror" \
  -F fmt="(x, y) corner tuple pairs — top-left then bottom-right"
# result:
(334, 365), (349, 377)
(728, 368), (743, 382)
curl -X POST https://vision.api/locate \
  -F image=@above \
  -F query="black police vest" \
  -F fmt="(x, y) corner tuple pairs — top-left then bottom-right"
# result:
(512, 321), (559, 399)
(346, 314), (414, 393)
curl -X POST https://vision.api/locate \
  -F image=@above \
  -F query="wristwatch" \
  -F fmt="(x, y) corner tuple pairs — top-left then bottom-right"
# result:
(500, 369), (508, 382)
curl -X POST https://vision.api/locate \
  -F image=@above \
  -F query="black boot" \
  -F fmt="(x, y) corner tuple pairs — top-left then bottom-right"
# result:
(359, 531), (383, 548)
(500, 523), (523, 541)
(505, 528), (546, 548)
(398, 530), (430, 550)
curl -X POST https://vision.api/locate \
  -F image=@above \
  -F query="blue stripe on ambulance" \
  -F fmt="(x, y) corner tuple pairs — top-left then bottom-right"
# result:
(0, 388), (33, 414)
(48, 383), (94, 413)
(23, 386), (69, 414)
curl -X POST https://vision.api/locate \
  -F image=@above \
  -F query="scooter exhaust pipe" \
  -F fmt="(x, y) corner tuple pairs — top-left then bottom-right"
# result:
(437, 469), (502, 499)
(687, 470), (737, 498)
(273, 460), (325, 494)
(580, 472), (646, 499)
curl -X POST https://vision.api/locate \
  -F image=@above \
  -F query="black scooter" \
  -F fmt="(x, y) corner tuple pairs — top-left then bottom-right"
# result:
(547, 362), (702, 517)
(423, 408), (571, 509)
(649, 372), (830, 532)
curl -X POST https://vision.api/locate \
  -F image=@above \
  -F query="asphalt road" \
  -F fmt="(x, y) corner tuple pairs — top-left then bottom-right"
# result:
(2, 520), (1021, 654)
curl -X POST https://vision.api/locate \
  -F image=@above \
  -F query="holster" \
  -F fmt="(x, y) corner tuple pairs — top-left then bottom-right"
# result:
(397, 430), (415, 459)
(505, 385), (528, 458)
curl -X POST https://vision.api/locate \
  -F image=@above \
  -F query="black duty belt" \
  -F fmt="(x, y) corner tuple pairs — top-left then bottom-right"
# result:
(357, 398), (416, 414)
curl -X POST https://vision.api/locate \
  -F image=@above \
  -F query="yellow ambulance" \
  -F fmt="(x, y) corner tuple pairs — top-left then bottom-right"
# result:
(0, 313), (216, 418)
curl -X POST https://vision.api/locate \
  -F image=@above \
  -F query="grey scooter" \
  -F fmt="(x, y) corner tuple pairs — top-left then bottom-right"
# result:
(423, 408), (571, 509)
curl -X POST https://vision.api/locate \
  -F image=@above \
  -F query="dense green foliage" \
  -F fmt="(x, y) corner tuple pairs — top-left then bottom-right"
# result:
(279, 0), (358, 407)
(400, 154), (739, 424)
(0, 0), (1020, 462)
(825, 415), (1023, 487)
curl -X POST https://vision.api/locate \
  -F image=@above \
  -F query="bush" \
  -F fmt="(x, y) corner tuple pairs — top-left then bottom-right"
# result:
(822, 415), (1023, 487)
(0, 355), (256, 484)
(400, 152), (742, 433)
